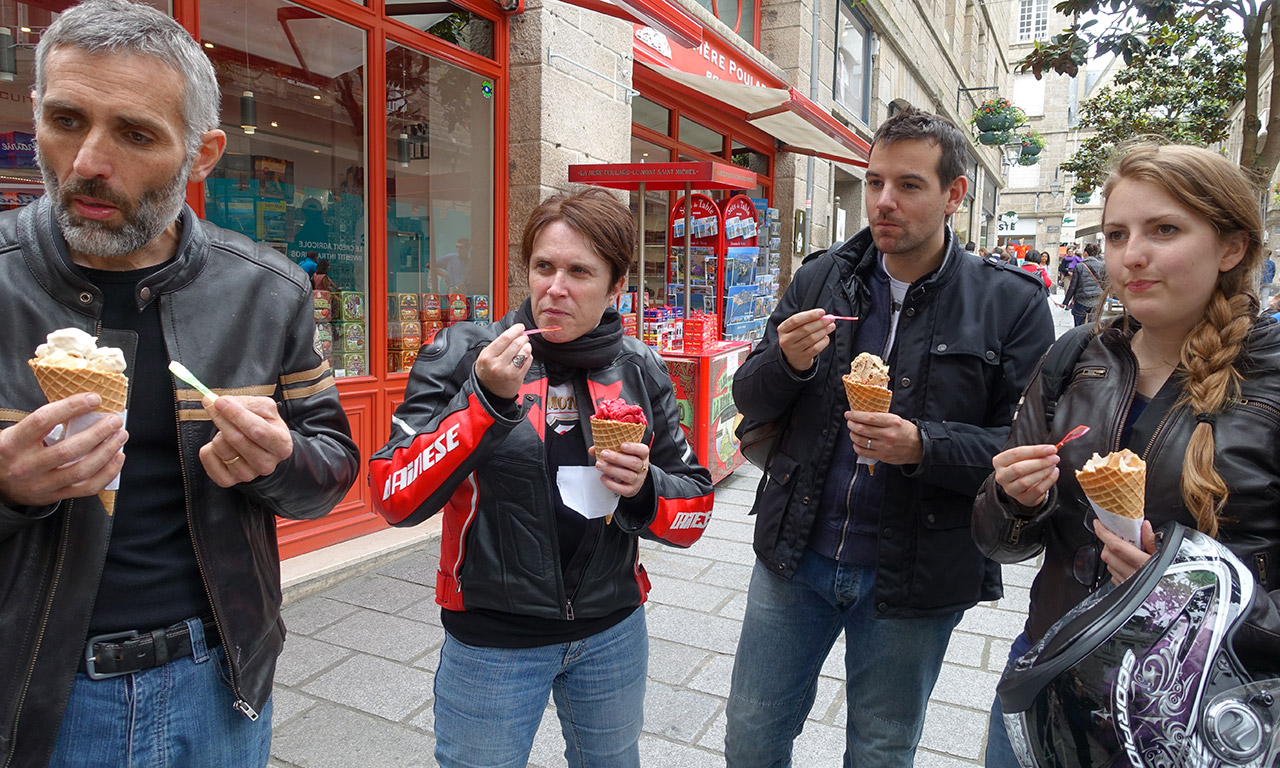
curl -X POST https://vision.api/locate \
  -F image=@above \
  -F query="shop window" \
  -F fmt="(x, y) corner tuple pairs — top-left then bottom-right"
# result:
(1012, 73), (1045, 117)
(385, 0), (495, 60)
(0, 2), (169, 212)
(678, 117), (724, 155)
(632, 136), (670, 163)
(200, 1), (369, 378)
(385, 41), (494, 374)
(633, 96), (669, 134)
(834, 3), (872, 124)
(731, 141), (769, 177)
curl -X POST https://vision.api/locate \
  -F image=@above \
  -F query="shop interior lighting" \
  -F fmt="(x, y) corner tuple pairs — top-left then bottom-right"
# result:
(0, 28), (15, 82)
(397, 132), (411, 168)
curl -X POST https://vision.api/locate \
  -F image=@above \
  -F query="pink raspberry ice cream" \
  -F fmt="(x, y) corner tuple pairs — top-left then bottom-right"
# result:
(595, 398), (647, 425)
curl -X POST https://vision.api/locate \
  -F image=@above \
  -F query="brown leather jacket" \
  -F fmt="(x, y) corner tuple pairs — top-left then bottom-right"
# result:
(0, 200), (358, 767)
(973, 320), (1280, 672)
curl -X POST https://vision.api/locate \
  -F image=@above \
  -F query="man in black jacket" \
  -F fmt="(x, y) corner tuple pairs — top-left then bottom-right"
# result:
(0, 2), (358, 766)
(725, 106), (1054, 766)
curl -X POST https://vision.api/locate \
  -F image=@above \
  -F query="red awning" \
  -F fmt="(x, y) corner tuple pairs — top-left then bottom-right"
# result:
(633, 43), (870, 166)
(568, 161), (757, 191)
(559, 0), (703, 49)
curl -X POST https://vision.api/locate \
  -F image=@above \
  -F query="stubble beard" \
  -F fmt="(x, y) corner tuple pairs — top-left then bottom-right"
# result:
(37, 147), (193, 260)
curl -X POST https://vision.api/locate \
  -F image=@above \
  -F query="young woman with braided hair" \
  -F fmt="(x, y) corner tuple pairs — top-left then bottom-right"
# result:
(972, 144), (1280, 767)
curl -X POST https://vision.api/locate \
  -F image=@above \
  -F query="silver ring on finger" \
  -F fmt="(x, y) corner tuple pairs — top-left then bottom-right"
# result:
(866, 438), (872, 449)
(512, 353), (528, 368)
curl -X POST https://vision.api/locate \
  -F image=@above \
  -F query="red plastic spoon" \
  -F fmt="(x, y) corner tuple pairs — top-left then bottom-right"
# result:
(1054, 424), (1090, 450)
(524, 326), (563, 336)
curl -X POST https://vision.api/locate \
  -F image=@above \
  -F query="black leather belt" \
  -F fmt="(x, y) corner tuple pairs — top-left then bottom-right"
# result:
(80, 619), (218, 680)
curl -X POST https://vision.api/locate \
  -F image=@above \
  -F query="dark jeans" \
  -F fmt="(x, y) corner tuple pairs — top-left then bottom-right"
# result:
(1071, 302), (1095, 327)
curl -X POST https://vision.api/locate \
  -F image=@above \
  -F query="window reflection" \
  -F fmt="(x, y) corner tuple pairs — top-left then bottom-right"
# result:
(385, 0), (495, 59)
(200, 0), (369, 377)
(385, 41), (494, 374)
(0, 1), (168, 211)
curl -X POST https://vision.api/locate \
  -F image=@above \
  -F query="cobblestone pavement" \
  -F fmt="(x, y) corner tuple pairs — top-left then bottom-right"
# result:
(268, 297), (1074, 767)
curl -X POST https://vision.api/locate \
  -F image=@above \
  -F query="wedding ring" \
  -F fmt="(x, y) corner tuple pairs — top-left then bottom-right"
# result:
(866, 438), (872, 449)
(223, 455), (241, 466)
(640, 460), (649, 473)
(512, 353), (528, 368)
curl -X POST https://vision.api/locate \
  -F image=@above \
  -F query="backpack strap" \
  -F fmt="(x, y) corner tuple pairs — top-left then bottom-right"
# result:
(1039, 324), (1094, 426)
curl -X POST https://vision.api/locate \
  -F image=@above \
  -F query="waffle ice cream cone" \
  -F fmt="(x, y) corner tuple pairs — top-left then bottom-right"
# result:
(1075, 449), (1146, 520)
(843, 378), (892, 414)
(590, 418), (646, 454)
(97, 490), (117, 516)
(28, 360), (128, 414)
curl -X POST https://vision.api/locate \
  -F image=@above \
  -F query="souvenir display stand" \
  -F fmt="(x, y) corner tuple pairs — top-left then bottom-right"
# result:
(567, 161), (756, 481)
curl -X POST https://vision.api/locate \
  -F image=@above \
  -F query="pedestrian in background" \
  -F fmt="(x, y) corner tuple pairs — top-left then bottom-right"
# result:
(0, 2), (359, 765)
(973, 143), (1280, 767)
(724, 105), (1054, 767)
(371, 188), (714, 768)
(1020, 249), (1052, 289)
(1063, 242), (1106, 325)
(1261, 248), (1276, 305)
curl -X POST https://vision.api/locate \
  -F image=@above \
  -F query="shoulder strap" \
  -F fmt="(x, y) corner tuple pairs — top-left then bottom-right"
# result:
(1040, 325), (1094, 425)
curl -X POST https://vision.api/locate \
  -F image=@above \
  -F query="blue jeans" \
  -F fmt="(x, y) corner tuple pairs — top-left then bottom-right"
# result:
(434, 606), (647, 768)
(725, 550), (962, 768)
(985, 632), (1033, 768)
(49, 618), (273, 768)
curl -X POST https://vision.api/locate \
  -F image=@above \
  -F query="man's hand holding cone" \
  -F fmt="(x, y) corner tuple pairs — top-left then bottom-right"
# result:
(0, 393), (128, 509)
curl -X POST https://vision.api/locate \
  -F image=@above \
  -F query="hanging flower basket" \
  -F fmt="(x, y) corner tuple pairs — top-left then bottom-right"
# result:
(1074, 192), (1093, 204)
(972, 97), (1024, 133)
(978, 130), (1013, 147)
(1017, 154), (1040, 166)
(1020, 130), (1047, 157)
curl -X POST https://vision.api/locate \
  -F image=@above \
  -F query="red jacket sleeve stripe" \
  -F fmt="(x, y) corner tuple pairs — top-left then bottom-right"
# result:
(648, 491), (714, 548)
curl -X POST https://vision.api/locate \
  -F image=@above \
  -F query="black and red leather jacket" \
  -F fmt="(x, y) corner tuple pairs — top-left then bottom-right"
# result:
(370, 313), (714, 621)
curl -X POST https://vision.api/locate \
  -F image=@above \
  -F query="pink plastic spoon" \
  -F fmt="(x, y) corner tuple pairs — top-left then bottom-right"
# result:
(1054, 424), (1090, 450)
(822, 315), (859, 322)
(524, 326), (562, 336)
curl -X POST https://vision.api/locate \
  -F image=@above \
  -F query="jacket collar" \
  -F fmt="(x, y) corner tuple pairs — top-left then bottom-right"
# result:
(829, 225), (960, 290)
(20, 197), (208, 314)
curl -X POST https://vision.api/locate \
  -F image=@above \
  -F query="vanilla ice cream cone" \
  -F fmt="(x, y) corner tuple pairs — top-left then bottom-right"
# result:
(1076, 450), (1146, 520)
(28, 360), (128, 414)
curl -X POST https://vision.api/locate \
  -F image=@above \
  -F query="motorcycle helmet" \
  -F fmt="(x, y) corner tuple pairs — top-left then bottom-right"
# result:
(998, 522), (1280, 767)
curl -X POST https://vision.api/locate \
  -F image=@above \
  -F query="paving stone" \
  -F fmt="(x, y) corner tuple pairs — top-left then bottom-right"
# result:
(718, 591), (749, 621)
(642, 681), (721, 742)
(957, 604), (1029, 641)
(406, 698), (436, 732)
(275, 635), (352, 686)
(997, 584), (1031, 614)
(686, 652), (735, 698)
(396, 598), (444, 626)
(987, 637), (1015, 673)
(280, 596), (359, 636)
(314, 608), (446, 663)
(321, 572), (434, 614)
(677, 535), (756, 565)
(637, 546), (713, 581)
(704, 517), (756, 544)
(697, 709), (728, 752)
(648, 637), (713, 686)
(915, 747), (986, 768)
(646, 572), (735, 612)
(1000, 560), (1043, 588)
(808, 675), (844, 723)
(698, 560), (754, 591)
(639, 734), (724, 766)
(712, 487), (760, 507)
(528, 705), (565, 768)
(270, 687), (318, 728)
(920, 701), (989, 759)
(647, 605), (744, 654)
(376, 552), (440, 586)
(270, 704), (435, 767)
(929, 664), (1003, 711)
(820, 637), (846, 679)
(943, 630), (986, 668)
(791, 719), (849, 764)
(301, 655), (434, 722)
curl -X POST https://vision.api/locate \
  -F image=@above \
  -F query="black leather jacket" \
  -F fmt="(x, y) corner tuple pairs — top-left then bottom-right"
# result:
(733, 228), (1055, 618)
(369, 312), (714, 620)
(973, 320), (1280, 669)
(0, 200), (358, 768)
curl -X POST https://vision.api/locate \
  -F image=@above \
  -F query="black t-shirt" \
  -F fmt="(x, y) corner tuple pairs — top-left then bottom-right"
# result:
(83, 264), (210, 636)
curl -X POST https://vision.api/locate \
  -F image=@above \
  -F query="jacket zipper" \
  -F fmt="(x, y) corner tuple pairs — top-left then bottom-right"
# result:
(1112, 346), (1140, 451)
(172, 358), (257, 720)
(6, 505), (73, 768)
(1238, 398), (1280, 420)
(835, 462), (861, 560)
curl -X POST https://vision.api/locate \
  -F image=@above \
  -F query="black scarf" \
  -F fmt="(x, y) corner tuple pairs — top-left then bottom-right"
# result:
(514, 299), (624, 371)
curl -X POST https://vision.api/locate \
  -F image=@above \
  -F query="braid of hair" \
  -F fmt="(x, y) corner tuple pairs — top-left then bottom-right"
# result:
(1177, 291), (1254, 537)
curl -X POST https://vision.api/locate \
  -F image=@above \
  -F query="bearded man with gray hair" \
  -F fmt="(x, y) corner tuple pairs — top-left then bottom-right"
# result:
(0, 2), (358, 765)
